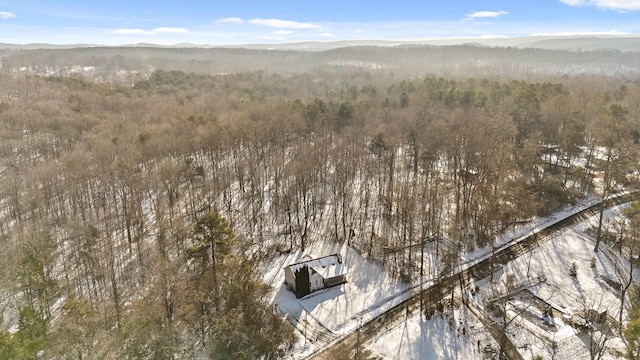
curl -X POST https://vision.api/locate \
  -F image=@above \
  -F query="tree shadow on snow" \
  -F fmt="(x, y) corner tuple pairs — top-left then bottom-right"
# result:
(416, 315), (462, 360)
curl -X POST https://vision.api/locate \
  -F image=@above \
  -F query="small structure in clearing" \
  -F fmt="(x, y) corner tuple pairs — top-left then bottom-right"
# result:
(284, 254), (347, 298)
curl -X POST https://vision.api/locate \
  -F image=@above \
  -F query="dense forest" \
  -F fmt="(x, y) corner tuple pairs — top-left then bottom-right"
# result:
(1, 45), (640, 358)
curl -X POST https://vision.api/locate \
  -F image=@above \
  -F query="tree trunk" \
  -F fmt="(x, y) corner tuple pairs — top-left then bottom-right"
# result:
(594, 202), (606, 252)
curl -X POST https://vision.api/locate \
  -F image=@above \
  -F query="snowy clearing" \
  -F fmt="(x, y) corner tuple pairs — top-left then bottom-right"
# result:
(261, 239), (412, 357)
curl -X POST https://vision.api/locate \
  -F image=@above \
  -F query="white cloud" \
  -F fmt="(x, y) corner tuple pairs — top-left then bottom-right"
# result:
(273, 30), (294, 35)
(153, 27), (189, 34)
(111, 27), (189, 36)
(560, 0), (640, 10)
(0, 11), (17, 19)
(248, 18), (321, 29)
(560, 0), (586, 5)
(465, 10), (508, 20)
(213, 17), (244, 24)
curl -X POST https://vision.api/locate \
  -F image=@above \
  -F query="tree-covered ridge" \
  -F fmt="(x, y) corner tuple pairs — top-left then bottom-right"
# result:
(0, 67), (638, 358)
(3, 44), (640, 79)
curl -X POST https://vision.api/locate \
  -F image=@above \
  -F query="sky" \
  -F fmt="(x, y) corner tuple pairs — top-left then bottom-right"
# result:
(1, 0), (640, 45)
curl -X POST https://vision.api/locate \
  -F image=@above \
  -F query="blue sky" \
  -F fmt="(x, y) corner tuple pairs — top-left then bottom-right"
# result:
(1, 0), (640, 45)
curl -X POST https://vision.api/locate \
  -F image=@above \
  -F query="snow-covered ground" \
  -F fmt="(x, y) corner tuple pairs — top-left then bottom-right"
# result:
(460, 195), (602, 269)
(260, 239), (412, 358)
(366, 203), (633, 360)
(367, 305), (498, 360)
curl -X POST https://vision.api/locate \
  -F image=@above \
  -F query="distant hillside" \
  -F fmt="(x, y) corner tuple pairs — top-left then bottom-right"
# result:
(234, 36), (640, 52)
(3, 35), (640, 52)
(2, 41), (640, 79)
(520, 36), (640, 52)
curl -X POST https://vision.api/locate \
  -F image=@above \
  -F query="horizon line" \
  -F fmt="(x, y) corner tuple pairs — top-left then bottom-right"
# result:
(1, 33), (639, 49)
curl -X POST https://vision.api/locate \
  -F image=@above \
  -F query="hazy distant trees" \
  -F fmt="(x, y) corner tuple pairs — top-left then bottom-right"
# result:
(5, 45), (640, 79)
